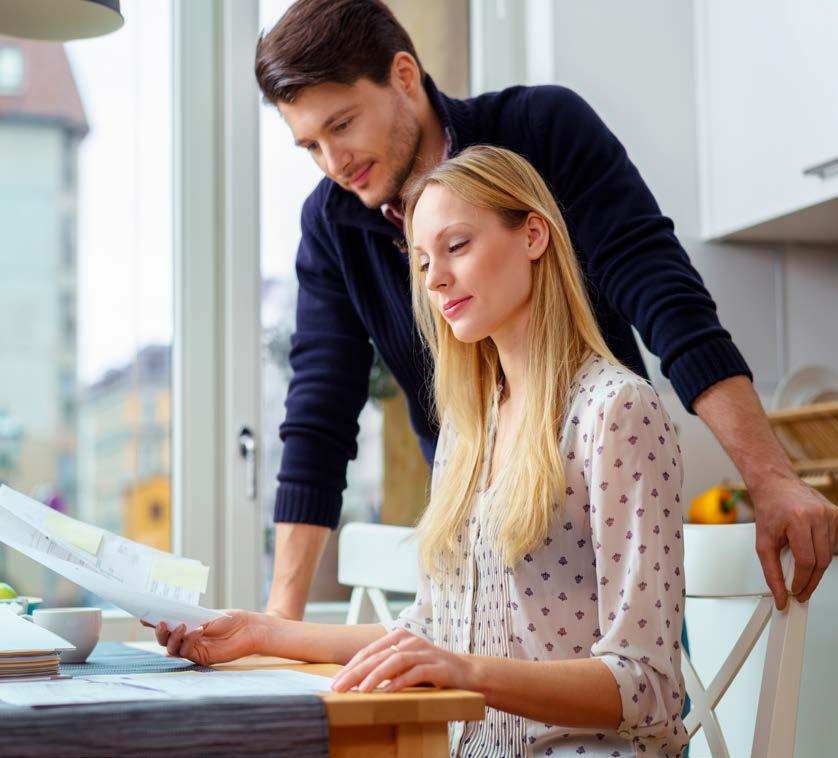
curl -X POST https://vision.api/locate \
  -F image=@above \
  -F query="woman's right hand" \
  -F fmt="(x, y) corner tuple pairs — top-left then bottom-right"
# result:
(144, 609), (263, 666)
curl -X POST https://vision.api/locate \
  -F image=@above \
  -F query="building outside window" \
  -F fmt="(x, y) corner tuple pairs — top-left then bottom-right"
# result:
(0, 1), (173, 608)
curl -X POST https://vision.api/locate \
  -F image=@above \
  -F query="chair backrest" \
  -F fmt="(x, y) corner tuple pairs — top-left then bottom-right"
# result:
(338, 522), (419, 624)
(683, 523), (809, 758)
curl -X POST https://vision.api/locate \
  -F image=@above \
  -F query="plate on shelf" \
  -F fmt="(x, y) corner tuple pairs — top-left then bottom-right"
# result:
(772, 365), (838, 410)
(771, 365), (838, 459)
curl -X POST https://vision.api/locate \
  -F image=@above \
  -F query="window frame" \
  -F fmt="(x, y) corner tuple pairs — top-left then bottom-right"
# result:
(172, 0), (262, 612)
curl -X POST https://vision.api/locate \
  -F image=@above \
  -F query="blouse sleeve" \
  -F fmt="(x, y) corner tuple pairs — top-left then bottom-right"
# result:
(586, 379), (687, 742)
(386, 569), (434, 642)
(385, 416), (453, 643)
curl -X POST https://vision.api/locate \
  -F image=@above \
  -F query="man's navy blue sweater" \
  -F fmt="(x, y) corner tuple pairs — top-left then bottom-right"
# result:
(274, 76), (752, 528)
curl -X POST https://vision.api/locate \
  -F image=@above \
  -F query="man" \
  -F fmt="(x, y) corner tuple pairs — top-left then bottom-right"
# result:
(256, 0), (837, 621)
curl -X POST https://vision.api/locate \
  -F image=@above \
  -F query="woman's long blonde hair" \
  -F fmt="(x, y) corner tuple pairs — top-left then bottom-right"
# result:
(403, 145), (624, 573)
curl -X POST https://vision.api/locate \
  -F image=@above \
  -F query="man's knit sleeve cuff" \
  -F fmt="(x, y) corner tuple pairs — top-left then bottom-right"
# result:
(274, 483), (343, 529)
(666, 337), (753, 415)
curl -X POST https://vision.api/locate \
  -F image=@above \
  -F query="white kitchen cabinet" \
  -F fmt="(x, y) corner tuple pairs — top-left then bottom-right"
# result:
(695, 0), (838, 242)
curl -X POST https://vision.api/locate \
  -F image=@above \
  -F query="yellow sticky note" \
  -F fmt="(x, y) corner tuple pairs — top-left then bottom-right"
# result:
(151, 558), (209, 594)
(46, 512), (104, 556)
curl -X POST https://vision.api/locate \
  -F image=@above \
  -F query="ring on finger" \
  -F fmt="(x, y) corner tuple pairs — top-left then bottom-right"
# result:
(390, 644), (400, 653)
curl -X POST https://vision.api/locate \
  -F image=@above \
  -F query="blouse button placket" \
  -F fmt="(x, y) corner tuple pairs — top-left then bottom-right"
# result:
(462, 514), (480, 654)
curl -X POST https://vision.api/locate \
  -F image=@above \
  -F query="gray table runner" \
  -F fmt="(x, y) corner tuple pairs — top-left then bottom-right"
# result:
(0, 696), (330, 756)
(0, 642), (330, 756)
(59, 641), (213, 676)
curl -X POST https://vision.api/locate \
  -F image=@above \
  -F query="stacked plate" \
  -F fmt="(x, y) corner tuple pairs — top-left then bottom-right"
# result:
(0, 610), (74, 681)
(0, 651), (62, 680)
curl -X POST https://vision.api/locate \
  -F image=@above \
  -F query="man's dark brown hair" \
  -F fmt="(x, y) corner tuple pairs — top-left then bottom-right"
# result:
(255, 0), (423, 104)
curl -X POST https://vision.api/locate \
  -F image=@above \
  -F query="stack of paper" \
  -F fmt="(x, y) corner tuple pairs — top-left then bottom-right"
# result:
(0, 611), (75, 681)
(0, 485), (225, 633)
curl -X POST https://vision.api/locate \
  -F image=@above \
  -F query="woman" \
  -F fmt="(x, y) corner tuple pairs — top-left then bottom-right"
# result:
(155, 146), (688, 757)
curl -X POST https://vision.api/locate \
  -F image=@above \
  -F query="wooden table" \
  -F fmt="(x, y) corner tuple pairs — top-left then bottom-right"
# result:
(131, 643), (485, 757)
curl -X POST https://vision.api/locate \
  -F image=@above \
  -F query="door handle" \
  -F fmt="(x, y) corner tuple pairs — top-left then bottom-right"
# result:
(238, 426), (256, 500)
(802, 156), (838, 180)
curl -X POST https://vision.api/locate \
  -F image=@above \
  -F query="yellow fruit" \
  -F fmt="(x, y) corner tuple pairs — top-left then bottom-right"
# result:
(0, 582), (17, 600)
(689, 486), (741, 524)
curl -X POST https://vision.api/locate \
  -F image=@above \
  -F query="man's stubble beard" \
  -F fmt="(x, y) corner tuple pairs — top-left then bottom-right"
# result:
(363, 103), (422, 209)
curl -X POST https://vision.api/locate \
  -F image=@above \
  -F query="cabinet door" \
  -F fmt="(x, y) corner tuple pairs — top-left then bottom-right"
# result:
(696, 0), (838, 239)
(791, 2), (838, 176)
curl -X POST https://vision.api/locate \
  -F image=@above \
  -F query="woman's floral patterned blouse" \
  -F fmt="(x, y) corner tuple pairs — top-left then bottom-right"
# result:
(391, 353), (689, 757)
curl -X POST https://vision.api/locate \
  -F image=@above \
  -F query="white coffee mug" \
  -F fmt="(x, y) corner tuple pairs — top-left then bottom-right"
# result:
(26, 607), (102, 663)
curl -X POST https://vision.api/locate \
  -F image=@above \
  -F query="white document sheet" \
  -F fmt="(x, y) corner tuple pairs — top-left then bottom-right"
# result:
(84, 669), (335, 697)
(0, 678), (170, 706)
(1, 536), (223, 633)
(0, 486), (224, 633)
(0, 485), (207, 603)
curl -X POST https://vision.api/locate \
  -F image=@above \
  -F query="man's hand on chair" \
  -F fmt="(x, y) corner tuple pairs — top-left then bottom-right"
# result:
(751, 473), (837, 609)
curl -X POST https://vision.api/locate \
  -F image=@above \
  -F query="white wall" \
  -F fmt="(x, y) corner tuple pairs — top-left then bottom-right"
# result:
(545, 0), (785, 507)
(784, 244), (838, 371)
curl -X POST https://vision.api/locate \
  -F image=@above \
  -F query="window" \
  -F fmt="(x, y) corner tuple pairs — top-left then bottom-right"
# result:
(0, 1), (173, 608)
(0, 46), (24, 95)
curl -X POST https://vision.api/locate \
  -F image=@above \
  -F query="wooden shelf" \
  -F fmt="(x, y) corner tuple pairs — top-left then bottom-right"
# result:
(767, 400), (838, 465)
(726, 401), (838, 505)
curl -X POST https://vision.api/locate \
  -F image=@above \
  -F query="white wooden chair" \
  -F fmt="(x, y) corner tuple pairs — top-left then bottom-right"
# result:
(337, 522), (419, 624)
(683, 522), (808, 758)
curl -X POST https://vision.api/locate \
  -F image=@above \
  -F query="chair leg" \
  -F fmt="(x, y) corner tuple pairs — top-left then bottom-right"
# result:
(368, 587), (394, 624)
(346, 586), (365, 625)
(751, 598), (809, 758)
(682, 653), (730, 758)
